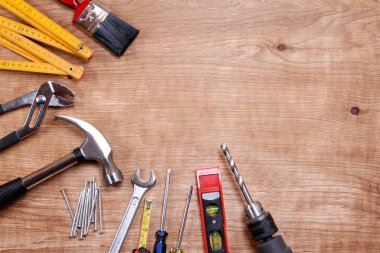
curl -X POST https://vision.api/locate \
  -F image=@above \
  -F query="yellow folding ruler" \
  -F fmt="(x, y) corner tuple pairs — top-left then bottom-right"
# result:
(0, 26), (84, 79)
(0, 0), (93, 59)
(0, 16), (75, 54)
(137, 199), (153, 250)
(0, 0), (93, 79)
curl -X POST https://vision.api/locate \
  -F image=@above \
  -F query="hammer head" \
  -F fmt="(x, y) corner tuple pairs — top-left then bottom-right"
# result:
(56, 115), (124, 185)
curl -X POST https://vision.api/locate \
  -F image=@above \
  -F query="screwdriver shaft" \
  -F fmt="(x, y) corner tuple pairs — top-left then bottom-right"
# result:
(153, 169), (171, 253)
(160, 169), (171, 231)
(176, 186), (193, 250)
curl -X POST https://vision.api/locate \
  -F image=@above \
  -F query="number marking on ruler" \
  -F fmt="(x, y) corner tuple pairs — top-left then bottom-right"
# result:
(3, 0), (84, 50)
(0, 0), (93, 60)
(0, 27), (84, 79)
(0, 59), (67, 75)
(0, 16), (74, 54)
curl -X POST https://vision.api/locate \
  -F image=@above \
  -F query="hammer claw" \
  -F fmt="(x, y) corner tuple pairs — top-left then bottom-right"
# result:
(56, 115), (124, 185)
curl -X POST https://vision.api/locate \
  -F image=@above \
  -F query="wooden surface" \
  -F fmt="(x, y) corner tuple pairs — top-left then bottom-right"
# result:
(0, 0), (379, 252)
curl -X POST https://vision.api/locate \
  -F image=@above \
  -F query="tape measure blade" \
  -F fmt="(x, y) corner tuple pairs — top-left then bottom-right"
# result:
(0, 28), (84, 80)
(0, 59), (68, 75)
(138, 199), (153, 249)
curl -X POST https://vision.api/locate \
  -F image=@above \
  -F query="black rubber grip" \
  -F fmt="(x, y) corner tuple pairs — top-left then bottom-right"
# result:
(132, 248), (151, 253)
(0, 131), (20, 151)
(0, 178), (27, 208)
(0, 104), (4, 115)
(258, 235), (293, 253)
(247, 212), (278, 241)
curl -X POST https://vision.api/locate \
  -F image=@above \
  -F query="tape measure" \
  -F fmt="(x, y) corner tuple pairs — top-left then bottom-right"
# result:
(0, 0), (93, 60)
(0, 27), (84, 79)
(138, 199), (153, 249)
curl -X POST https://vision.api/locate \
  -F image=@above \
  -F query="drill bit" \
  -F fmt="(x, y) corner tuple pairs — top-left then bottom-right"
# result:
(221, 144), (264, 219)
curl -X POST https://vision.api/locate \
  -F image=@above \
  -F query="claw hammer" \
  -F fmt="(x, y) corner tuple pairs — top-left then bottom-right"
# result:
(0, 115), (124, 208)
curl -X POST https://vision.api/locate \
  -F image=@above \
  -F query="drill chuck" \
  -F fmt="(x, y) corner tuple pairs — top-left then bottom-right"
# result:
(247, 211), (292, 253)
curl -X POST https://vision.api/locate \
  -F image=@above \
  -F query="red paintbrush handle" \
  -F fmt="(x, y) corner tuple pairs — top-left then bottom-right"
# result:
(58, 0), (78, 8)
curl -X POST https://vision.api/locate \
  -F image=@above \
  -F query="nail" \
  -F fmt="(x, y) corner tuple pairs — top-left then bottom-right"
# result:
(60, 189), (74, 220)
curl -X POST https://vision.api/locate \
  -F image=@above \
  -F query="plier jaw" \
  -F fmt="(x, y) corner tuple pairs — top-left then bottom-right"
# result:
(0, 81), (75, 151)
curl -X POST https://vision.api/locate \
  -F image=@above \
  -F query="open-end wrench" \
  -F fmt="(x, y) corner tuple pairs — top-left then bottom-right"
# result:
(109, 169), (156, 253)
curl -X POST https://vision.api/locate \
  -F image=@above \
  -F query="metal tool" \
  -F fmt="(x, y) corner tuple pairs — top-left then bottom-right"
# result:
(0, 115), (124, 208)
(70, 189), (84, 236)
(196, 167), (229, 253)
(67, 178), (102, 238)
(153, 169), (171, 253)
(61, 189), (74, 220)
(133, 199), (153, 253)
(109, 169), (156, 253)
(0, 81), (75, 151)
(98, 185), (103, 233)
(170, 185), (193, 253)
(221, 144), (293, 253)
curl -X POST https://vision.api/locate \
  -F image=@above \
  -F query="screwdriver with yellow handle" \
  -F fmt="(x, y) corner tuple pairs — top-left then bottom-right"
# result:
(133, 199), (153, 253)
(170, 186), (193, 253)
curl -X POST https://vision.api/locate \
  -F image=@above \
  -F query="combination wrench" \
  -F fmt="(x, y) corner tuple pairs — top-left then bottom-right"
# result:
(109, 169), (156, 253)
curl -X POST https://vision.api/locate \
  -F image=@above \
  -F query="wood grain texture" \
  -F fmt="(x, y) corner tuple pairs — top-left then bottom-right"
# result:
(0, 0), (379, 252)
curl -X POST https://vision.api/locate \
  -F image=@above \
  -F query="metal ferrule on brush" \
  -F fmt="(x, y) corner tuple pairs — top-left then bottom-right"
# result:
(76, 1), (109, 34)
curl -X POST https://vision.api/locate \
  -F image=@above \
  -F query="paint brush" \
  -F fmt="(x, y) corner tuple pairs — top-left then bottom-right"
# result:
(60, 0), (139, 56)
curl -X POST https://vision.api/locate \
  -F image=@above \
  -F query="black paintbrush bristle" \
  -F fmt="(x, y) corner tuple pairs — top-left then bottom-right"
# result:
(93, 13), (139, 57)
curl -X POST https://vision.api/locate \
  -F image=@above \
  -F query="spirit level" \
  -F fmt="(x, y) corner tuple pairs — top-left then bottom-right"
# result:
(196, 167), (229, 253)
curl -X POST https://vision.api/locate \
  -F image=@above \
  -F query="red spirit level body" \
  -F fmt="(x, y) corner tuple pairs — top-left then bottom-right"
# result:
(196, 167), (229, 253)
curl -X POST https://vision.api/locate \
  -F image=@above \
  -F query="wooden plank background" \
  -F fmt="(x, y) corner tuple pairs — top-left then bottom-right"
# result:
(0, 0), (379, 252)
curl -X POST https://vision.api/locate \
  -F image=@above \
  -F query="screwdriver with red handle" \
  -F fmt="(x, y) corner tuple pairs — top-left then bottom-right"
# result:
(153, 169), (171, 253)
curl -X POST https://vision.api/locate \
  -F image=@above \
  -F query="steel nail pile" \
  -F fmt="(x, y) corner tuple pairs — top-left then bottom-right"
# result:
(61, 177), (103, 239)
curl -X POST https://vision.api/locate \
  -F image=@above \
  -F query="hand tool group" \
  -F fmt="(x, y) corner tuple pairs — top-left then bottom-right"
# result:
(0, 81), (293, 253)
(0, 1), (293, 253)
